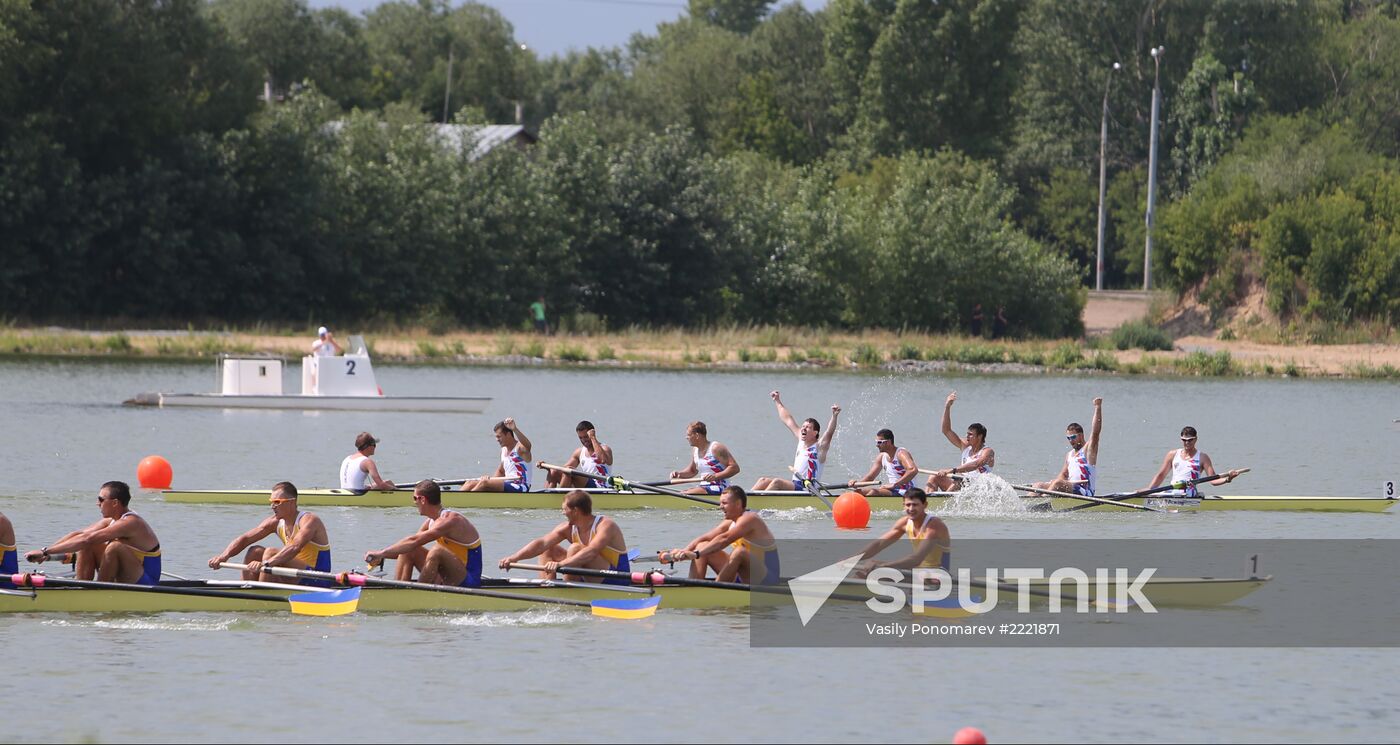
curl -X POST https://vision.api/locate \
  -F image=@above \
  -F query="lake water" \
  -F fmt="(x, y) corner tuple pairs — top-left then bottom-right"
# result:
(0, 359), (1396, 742)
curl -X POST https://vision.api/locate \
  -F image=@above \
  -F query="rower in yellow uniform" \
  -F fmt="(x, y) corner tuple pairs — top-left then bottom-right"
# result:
(0, 510), (16, 587)
(662, 485), (781, 585)
(364, 480), (483, 587)
(27, 481), (162, 585)
(853, 488), (950, 578)
(498, 490), (630, 585)
(208, 481), (333, 586)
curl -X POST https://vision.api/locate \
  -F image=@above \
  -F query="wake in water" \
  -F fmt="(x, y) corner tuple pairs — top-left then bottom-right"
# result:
(934, 473), (1053, 520)
(440, 607), (581, 628)
(42, 617), (249, 632)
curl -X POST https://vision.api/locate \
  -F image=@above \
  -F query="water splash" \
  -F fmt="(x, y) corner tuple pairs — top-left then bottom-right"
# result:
(441, 607), (581, 627)
(933, 474), (1053, 519)
(42, 617), (247, 632)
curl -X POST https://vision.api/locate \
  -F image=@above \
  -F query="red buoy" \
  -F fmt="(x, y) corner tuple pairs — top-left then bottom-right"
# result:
(952, 727), (987, 745)
(832, 491), (871, 529)
(137, 455), (173, 489)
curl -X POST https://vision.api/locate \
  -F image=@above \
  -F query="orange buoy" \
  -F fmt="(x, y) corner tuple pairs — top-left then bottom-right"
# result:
(832, 491), (871, 529)
(952, 727), (987, 745)
(137, 455), (173, 489)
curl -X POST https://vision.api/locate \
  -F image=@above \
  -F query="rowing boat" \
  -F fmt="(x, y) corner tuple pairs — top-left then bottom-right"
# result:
(158, 488), (1399, 512)
(0, 574), (1269, 613)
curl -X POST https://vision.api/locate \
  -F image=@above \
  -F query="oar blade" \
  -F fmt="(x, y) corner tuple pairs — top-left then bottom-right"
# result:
(589, 595), (661, 620)
(288, 586), (361, 616)
(912, 595), (980, 620)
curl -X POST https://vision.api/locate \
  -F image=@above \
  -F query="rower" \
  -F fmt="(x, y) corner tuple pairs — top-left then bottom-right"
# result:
(1143, 426), (1242, 497)
(1034, 397), (1103, 496)
(0, 511), (15, 587)
(26, 481), (161, 585)
(364, 480), (482, 587)
(924, 391), (995, 492)
(208, 481), (333, 586)
(848, 429), (918, 497)
(750, 391), (840, 492)
(463, 418), (533, 492)
(853, 488), (950, 578)
(340, 431), (394, 491)
(497, 490), (630, 584)
(661, 485), (780, 585)
(544, 420), (613, 488)
(670, 420), (740, 496)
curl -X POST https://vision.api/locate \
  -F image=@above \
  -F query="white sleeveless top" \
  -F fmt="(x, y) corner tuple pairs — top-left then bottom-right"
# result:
(1171, 449), (1202, 496)
(960, 445), (992, 473)
(693, 442), (729, 486)
(792, 442), (821, 482)
(578, 445), (610, 479)
(502, 446), (530, 487)
(1066, 446), (1097, 493)
(340, 453), (368, 490)
(882, 448), (909, 485)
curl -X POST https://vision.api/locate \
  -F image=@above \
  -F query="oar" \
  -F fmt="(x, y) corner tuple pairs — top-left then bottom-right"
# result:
(393, 478), (469, 489)
(222, 562), (660, 620)
(535, 462), (705, 488)
(508, 562), (802, 598)
(789, 469), (834, 510)
(1057, 468), (1251, 513)
(539, 462), (720, 507)
(507, 562), (901, 606)
(1009, 483), (1175, 513)
(6, 572), (352, 614)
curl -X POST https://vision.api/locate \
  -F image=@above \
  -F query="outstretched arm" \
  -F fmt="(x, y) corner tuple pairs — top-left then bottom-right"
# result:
(209, 519), (277, 568)
(940, 392), (965, 449)
(506, 418), (532, 461)
(771, 391), (800, 437)
(817, 404), (841, 460)
(1087, 398), (1103, 464)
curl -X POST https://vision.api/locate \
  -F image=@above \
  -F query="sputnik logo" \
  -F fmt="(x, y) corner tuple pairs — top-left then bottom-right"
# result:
(786, 553), (864, 626)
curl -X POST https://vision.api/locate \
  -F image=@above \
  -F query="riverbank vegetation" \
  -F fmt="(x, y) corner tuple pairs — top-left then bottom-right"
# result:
(2, 0), (1398, 340)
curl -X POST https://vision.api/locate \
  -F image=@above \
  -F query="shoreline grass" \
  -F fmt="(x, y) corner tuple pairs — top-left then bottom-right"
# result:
(0, 324), (1393, 379)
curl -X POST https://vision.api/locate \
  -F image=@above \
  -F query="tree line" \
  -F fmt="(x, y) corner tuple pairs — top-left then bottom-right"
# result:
(2, 0), (1398, 335)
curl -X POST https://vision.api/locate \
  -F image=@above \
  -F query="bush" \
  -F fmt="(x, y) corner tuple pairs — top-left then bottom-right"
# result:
(851, 343), (882, 367)
(1046, 343), (1084, 368)
(1176, 350), (1234, 376)
(596, 344), (615, 360)
(895, 342), (922, 361)
(521, 340), (545, 358)
(1110, 320), (1174, 351)
(554, 344), (590, 362)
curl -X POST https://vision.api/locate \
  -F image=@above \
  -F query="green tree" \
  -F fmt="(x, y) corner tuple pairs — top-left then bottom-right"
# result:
(688, 0), (773, 34)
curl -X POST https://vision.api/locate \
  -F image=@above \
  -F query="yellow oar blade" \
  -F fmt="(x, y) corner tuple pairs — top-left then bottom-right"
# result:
(912, 595), (981, 620)
(288, 587), (361, 616)
(590, 595), (661, 620)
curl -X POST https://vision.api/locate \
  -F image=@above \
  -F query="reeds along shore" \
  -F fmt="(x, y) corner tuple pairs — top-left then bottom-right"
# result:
(1, 324), (1397, 379)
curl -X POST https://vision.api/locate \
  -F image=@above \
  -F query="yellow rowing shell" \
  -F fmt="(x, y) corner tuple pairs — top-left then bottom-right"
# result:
(0, 576), (1269, 613)
(159, 488), (1399, 512)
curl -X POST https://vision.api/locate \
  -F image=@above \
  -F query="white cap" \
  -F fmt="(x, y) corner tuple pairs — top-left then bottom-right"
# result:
(317, 326), (329, 336)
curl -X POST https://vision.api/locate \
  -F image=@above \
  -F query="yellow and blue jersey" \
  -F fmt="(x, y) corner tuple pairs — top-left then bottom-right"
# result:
(0, 543), (16, 588)
(905, 514), (950, 570)
(436, 531), (483, 588)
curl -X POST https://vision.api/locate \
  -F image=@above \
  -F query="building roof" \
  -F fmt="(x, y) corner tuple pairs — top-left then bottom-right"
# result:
(430, 124), (537, 161)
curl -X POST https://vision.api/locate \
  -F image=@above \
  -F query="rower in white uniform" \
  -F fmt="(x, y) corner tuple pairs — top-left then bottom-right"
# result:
(924, 391), (995, 492)
(463, 418), (534, 492)
(340, 431), (394, 492)
(751, 392), (840, 493)
(543, 421), (614, 489)
(670, 421), (740, 496)
(849, 429), (918, 497)
(1035, 397), (1102, 496)
(1143, 426), (1241, 497)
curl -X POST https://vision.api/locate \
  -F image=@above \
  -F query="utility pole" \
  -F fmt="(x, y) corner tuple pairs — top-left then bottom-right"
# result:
(442, 45), (454, 124)
(1096, 62), (1121, 291)
(1144, 46), (1165, 291)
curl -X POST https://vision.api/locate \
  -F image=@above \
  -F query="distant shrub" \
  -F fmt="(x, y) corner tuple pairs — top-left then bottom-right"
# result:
(1110, 321), (1174, 351)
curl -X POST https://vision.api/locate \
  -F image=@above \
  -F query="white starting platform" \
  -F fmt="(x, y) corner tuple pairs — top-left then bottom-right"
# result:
(126, 336), (490, 413)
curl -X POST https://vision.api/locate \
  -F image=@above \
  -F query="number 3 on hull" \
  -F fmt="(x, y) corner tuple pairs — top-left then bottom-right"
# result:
(1386, 481), (1396, 499)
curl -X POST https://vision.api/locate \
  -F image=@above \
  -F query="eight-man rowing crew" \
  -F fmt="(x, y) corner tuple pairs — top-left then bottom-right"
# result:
(4, 478), (950, 590)
(338, 390), (1242, 502)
